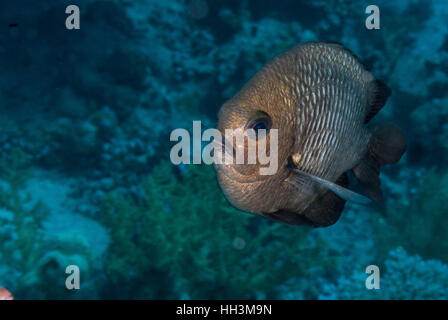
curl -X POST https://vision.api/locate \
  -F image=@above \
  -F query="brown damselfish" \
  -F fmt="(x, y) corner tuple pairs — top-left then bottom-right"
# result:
(215, 42), (406, 227)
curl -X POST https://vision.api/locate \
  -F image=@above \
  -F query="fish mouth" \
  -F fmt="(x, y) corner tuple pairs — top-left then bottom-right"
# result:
(213, 127), (289, 182)
(211, 134), (260, 182)
(215, 161), (267, 183)
(211, 135), (236, 160)
(213, 137), (265, 181)
(215, 155), (289, 184)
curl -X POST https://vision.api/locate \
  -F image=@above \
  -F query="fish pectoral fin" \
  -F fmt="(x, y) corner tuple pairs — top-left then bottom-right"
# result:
(286, 173), (315, 196)
(291, 168), (372, 205)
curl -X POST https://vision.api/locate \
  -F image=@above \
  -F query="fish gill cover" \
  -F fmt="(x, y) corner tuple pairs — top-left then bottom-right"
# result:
(0, 0), (447, 299)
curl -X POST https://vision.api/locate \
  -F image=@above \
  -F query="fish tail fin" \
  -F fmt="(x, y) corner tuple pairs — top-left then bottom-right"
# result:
(365, 79), (391, 123)
(353, 124), (406, 201)
(370, 124), (407, 165)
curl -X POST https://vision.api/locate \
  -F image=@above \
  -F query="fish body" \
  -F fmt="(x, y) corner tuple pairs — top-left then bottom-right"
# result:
(216, 42), (406, 227)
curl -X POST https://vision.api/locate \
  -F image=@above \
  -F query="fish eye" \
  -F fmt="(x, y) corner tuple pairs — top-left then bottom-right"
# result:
(246, 112), (272, 139)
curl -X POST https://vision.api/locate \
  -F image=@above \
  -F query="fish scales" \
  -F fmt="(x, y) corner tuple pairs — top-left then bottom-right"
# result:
(294, 45), (369, 180)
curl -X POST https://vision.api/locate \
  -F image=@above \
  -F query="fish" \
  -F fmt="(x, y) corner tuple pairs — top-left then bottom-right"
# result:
(215, 41), (406, 227)
(0, 286), (14, 300)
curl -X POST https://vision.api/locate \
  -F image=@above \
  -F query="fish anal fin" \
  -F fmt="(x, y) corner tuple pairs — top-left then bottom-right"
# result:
(365, 79), (391, 123)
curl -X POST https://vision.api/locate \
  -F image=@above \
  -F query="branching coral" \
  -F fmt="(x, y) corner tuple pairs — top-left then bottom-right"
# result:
(101, 163), (333, 299)
(319, 248), (448, 300)
(0, 150), (48, 290)
(0, 149), (97, 299)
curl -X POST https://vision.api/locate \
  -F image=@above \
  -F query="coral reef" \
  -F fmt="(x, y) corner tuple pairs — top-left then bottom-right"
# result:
(320, 248), (448, 300)
(373, 168), (448, 263)
(0, 150), (99, 299)
(101, 164), (332, 299)
(0, 150), (48, 295)
(0, 0), (447, 299)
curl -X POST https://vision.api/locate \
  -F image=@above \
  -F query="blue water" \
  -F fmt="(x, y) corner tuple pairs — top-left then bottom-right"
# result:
(0, 0), (447, 299)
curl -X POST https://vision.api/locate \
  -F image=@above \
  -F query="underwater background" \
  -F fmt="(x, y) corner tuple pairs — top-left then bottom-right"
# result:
(0, 0), (447, 299)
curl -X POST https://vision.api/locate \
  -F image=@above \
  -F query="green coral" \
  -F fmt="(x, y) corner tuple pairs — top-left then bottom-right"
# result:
(0, 149), (48, 295)
(0, 150), (47, 270)
(0, 149), (97, 299)
(101, 163), (333, 299)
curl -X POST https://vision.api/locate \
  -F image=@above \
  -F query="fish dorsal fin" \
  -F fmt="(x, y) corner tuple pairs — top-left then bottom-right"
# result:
(320, 41), (391, 123)
(322, 41), (365, 65)
(365, 79), (391, 123)
(291, 169), (372, 205)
